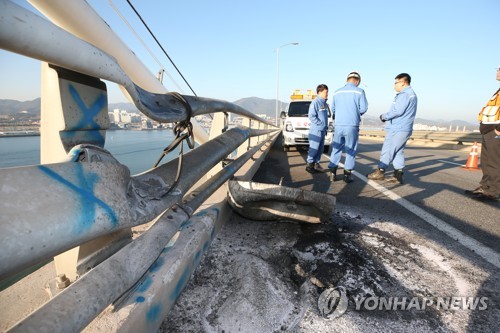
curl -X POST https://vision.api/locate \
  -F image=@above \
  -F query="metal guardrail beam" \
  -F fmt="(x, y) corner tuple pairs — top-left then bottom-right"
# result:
(360, 130), (482, 144)
(0, 1), (277, 127)
(0, 2), (281, 331)
(0, 126), (276, 281)
(6, 133), (278, 333)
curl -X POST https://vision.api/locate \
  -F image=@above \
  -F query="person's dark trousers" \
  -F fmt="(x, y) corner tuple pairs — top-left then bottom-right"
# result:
(480, 130), (500, 195)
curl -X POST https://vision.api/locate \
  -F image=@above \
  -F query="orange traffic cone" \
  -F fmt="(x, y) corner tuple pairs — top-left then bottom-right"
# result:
(463, 142), (480, 170)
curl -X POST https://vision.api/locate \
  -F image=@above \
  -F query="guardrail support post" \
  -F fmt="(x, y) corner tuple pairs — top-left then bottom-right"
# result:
(40, 62), (131, 283)
(206, 112), (227, 179)
(250, 119), (258, 147)
(237, 118), (251, 157)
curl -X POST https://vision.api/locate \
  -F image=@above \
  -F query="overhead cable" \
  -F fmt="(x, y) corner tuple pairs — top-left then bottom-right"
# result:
(108, 0), (185, 93)
(126, 0), (197, 96)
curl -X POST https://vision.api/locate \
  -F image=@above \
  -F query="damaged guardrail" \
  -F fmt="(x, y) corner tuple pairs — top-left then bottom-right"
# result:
(228, 180), (336, 223)
(0, 0), (275, 127)
(0, 127), (275, 281)
(6, 134), (278, 333)
(0, 1), (282, 331)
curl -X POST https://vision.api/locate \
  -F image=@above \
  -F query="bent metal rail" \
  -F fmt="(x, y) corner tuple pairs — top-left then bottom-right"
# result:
(0, 1), (279, 332)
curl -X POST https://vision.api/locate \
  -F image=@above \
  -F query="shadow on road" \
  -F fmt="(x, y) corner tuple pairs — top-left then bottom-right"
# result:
(249, 134), (499, 332)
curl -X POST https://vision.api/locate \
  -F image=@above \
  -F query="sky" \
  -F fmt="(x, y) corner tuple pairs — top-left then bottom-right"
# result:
(1, 0), (499, 124)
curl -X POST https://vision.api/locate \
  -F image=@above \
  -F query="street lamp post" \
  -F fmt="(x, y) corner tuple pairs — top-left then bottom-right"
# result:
(276, 42), (299, 126)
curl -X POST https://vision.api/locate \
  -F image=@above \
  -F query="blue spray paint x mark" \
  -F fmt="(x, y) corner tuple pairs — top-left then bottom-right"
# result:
(62, 85), (107, 145)
(38, 165), (118, 233)
(68, 84), (107, 130)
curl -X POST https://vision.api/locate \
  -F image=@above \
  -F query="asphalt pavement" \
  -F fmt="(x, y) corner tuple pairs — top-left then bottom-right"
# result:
(354, 138), (499, 253)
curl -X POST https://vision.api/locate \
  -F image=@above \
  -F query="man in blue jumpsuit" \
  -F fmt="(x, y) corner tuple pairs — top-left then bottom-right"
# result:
(368, 73), (417, 184)
(306, 84), (329, 173)
(328, 72), (368, 182)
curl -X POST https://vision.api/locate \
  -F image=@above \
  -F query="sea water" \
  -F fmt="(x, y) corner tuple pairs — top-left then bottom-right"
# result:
(0, 130), (183, 174)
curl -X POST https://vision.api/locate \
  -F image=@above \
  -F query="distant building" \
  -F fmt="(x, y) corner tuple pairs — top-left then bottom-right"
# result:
(113, 109), (121, 123)
(142, 119), (153, 129)
(130, 114), (142, 123)
(120, 110), (131, 124)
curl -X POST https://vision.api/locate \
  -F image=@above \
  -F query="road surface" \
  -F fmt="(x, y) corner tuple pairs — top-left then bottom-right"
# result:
(162, 136), (499, 333)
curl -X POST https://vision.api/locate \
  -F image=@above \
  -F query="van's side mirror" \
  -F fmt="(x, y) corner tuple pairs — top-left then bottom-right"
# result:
(280, 111), (287, 119)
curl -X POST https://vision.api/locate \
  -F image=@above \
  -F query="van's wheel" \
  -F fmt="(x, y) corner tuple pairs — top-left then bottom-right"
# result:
(283, 145), (289, 152)
(323, 145), (330, 154)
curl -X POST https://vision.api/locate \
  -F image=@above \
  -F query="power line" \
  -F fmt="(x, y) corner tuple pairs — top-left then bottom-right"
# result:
(126, 0), (197, 96)
(108, 0), (185, 93)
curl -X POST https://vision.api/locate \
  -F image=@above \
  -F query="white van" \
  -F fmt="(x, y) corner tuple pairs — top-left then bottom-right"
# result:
(280, 90), (333, 152)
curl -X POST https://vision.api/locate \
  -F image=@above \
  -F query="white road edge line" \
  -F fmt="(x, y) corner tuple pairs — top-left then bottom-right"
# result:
(322, 154), (500, 269)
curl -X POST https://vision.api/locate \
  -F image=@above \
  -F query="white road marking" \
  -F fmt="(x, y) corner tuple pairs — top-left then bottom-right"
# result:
(437, 159), (465, 167)
(323, 154), (500, 269)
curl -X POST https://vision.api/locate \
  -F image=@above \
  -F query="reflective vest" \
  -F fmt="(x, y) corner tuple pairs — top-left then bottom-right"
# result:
(478, 88), (500, 124)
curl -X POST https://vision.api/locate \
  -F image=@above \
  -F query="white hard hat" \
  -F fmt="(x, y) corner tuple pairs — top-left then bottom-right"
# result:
(347, 71), (361, 80)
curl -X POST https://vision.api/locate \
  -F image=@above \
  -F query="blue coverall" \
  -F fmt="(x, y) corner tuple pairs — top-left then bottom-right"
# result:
(307, 96), (329, 164)
(379, 86), (418, 170)
(328, 83), (368, 171)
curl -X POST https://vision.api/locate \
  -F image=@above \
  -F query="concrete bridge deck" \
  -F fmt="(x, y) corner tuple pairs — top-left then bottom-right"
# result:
(1, 135), (498, 332)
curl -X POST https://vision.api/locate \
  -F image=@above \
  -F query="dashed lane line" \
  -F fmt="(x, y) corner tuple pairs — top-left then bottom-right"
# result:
(324, 155), (500, 269)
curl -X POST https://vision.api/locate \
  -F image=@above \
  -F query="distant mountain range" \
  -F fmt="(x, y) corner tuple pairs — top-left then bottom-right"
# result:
(232, 97), (282, 119)
(0, 97), (476, 129)
(0, 98), (41, 115)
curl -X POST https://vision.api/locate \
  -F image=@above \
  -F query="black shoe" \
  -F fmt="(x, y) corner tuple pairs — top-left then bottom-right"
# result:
(465, 186), (484, 196)
(472, 193), (500, 202)
(343, 170), (353, 183)
(329, 167), (337, 182)
(394, 169), (404, 184)
(386, 170), (404, 184)
(306, 163), (317, 174)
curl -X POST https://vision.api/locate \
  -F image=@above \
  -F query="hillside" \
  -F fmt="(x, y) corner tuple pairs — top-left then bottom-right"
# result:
(232, 97), (288, 119)
(0, 98), (41, 115)
(0, 97), (476, 130)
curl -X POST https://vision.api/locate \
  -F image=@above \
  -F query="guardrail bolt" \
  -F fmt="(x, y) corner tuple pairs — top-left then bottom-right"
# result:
(56, 273), (70, 289)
